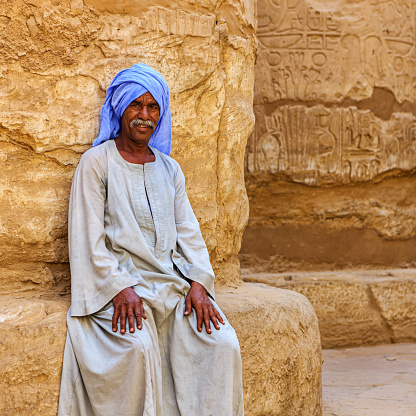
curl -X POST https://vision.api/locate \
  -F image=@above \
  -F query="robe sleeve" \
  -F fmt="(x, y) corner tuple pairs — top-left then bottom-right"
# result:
(172, 164), (215, 299)
(69, 149), (140, 316)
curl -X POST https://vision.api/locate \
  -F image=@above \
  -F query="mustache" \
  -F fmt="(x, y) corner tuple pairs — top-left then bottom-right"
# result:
(130, 118), (156, 129)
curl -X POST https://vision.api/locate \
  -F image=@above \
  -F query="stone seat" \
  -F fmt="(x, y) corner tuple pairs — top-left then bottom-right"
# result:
(0, 283), (322, 416)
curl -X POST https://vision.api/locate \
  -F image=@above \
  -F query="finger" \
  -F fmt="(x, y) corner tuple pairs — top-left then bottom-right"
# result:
(184, 292), (192, 316)
(134, 305), (143, 330)
(193, 302), (203, 332)
(112, 304), (120, 332)
(120, 304), (127, 334)
(214, 307), (225, 325)
(202, 304), (211, 334)
(141, 303), (147, 320)
(128, 304), (135, 333)
(196, 310), (203, 332)
(209, 307), (220, 330)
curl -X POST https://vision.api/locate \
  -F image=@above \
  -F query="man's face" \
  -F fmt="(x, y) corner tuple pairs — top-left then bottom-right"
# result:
(120, 91), (160, 144)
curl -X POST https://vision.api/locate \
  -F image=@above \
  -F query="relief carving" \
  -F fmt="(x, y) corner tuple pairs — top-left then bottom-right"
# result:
(247, 105), (416, 185)
(249, 0), (416, 185)
(256, 0), (416, 103)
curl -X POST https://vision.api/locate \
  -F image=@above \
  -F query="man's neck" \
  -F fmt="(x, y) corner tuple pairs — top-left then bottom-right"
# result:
(115, 136), (155, 164)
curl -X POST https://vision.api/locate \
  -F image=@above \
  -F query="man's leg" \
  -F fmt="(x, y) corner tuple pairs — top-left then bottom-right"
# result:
(167, 298), (244, 416)
(58, 303), (162, 416)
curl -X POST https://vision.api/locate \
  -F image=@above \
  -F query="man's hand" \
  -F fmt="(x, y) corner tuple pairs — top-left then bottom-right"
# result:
(112, 287), (147, 334)
(184, 281), (224, 334)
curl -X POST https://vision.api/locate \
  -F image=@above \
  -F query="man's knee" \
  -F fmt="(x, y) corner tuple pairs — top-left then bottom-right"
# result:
(212, 324), (241, 355)
(125, 327), (155, 356)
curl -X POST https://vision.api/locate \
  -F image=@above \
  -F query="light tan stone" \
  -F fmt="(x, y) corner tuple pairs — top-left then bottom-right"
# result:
(248, 0), (416, 186)
(323, 343), (416, 416)
(0, 297), (69, 416)
(0, 0), (256, 286)
(0, 1), (324, 414)
(194, 283), (322, 416)
(243, 269), (416, 349)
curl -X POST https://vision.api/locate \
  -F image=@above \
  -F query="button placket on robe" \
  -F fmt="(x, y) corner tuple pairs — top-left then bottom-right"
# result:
(144, 161), (163, 259)
(133, 165), (157, 250)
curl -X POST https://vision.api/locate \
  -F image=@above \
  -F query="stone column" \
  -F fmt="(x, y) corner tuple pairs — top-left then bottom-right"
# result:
(0, 0), (256, 413)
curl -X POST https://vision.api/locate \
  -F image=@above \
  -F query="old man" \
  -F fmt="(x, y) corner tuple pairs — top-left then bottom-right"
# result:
(58, 64), (244, 416)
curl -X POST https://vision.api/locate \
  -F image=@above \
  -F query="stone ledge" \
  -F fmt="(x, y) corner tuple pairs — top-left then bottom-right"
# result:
(1, 285), (322, 416)
(243, 269), (416, 349)
(0, 297), (69, 416)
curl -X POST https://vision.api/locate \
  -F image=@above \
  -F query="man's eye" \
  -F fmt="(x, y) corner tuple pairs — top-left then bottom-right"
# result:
(149, 104), (158, 110)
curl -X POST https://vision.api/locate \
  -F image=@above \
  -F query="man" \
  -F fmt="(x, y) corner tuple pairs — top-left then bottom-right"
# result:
(58, 63), (244, 416)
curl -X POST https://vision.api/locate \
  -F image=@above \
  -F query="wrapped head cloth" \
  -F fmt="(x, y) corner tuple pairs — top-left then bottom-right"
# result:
(93, 63), (172, 156)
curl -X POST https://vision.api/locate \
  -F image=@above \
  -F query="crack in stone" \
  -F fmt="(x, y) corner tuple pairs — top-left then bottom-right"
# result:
(366, 285), (394, 343)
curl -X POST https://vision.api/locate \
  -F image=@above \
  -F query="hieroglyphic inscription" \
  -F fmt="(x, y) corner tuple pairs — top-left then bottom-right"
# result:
(144, 8), (215, 37)
(255, 0), (416, 102)
(246, 105), (416, 185)
(249, 0), (416, 184)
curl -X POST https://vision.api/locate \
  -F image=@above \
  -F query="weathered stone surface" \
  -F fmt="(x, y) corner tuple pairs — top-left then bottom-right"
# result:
(241, 173), (416, 271)
(0, 297), (69, 416)
(243, 0), (416, 272)
(248, 0), (416, 186)
(243, 269), (416, 349)
(201, 283), (322, 416)
(0, 0), (261, 413)
(0, 2), (324, 415)
(0, 0), (256, 288)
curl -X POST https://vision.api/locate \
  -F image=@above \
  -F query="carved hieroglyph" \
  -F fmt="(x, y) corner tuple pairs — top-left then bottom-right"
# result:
(248, 105), (416, 185)
(247, 0), (416, 185)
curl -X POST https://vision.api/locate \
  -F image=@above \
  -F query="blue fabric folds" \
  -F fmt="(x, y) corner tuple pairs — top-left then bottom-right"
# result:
(93, 63), (172, 156)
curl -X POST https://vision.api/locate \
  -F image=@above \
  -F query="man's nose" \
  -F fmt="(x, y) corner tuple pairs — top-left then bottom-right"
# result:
(138, 105), (151, 119)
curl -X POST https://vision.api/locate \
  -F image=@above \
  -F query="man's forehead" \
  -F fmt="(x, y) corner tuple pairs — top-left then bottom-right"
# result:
(132, 91), (157, 103)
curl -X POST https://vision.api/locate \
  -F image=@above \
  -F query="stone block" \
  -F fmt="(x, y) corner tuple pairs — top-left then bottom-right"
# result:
(217, 282), (322, 416)
(243, 270), (416, 349)
(0, 0), (256, 287)
(243, 0), (416, 273)
(0, 297), (69, 416)
(0, 284), (322, 416)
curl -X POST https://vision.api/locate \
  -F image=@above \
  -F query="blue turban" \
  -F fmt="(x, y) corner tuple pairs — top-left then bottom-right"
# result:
(93, 63), (172, 155)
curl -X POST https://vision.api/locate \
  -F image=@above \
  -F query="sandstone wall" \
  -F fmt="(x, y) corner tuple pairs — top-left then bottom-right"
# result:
(0, 0), (256, 296)
(242, 0), (416, 271)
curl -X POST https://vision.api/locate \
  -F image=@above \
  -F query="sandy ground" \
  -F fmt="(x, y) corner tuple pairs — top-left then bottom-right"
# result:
(323, 343), (416, 416)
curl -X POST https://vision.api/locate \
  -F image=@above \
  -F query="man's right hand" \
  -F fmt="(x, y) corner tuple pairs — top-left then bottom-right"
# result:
(112, 287), (147, 334)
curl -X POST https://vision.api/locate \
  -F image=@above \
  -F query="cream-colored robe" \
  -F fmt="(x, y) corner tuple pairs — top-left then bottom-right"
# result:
(58, 140), (244, 416)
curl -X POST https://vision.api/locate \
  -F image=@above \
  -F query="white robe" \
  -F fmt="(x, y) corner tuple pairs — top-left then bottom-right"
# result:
(58, 140), (244, 416)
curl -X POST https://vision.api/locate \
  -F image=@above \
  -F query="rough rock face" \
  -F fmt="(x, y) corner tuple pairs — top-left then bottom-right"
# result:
(242, 0), (416, 271)
(0, 0), (256, 290)
(0, 298), (68, 415)
(244, 269), (416, 349)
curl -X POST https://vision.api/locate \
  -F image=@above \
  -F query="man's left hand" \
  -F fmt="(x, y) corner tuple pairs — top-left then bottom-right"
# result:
(184, 281), (224, 334)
